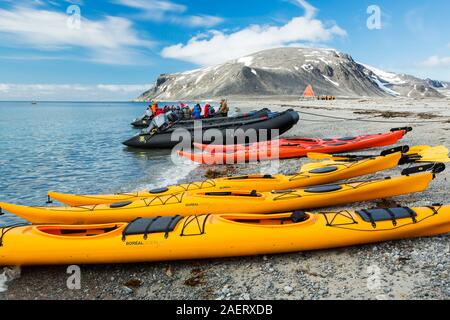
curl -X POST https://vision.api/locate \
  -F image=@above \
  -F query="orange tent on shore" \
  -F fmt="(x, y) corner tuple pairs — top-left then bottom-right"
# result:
(303, 84), (315, 98)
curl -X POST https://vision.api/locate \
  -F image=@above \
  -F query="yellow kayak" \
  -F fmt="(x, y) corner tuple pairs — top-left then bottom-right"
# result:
(0, 171), (435, 224)
(47, 151), (403, 206)
(0, 205), (448, 266)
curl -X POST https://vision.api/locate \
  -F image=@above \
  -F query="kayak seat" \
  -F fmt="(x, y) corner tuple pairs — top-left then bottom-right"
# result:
(123, 216), (182, 239)
(304, 185), (342, 193)
(338, 136), (357, 141)
(110, 201), (133, 208)
(309, 166), (339, 174)
(291, 210), (308, 223)
(149, 187), (169, 194)
(357, 207), (417, 223)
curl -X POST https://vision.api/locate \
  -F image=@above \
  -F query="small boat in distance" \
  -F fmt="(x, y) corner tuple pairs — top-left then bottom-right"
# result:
(31, 101), (37, 105)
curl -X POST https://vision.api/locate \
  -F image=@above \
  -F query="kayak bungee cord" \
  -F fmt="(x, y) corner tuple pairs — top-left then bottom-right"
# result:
(273, 163), (444, 202)
(0, 223), (30, 247)
(146, 180), (217, 192)
(179, 214), (210, 237)
(271, 179), (385, 201)
(320, 204), (443, 232)
(288, 156), (385, 181)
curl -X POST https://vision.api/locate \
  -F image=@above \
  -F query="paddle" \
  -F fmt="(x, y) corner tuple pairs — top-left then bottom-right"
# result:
(306, 145), (409, 161)
(302, 145), (450, 172)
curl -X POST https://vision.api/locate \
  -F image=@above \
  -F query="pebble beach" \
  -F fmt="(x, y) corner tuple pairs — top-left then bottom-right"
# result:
(1, 96), (449, 300)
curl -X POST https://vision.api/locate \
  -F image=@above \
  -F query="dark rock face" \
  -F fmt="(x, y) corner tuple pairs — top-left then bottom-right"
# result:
(426, 78), (445, 88)
(136, 47), (446, 100)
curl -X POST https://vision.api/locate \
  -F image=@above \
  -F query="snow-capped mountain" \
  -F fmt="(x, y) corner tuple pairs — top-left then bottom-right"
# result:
(137, 47), (445, 100)
(362, 65), (445, 98)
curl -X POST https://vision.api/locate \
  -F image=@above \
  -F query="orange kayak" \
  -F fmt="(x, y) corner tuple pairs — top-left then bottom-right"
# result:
(181, 127), (410, 164)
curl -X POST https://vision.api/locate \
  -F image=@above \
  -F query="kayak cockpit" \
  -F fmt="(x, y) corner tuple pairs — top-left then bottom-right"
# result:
(36, 224), (122, 237)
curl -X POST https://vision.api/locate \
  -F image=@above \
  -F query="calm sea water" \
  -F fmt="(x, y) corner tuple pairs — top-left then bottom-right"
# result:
(0, 101), (200, 226)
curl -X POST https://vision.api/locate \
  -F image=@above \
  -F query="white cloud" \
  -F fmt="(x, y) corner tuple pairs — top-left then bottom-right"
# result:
(113, 0), (186, 15)
(161, 0), (346, 66)
(0, 83), (152, 101)
(422, 55), (450, 67)
(0, 84), (11, 92)
(96, 84), (153, 92)
(113, 0), (223, 28)
(291, 0), (317, 19)
(0, 5), (153, 64)
(171, 15), (225, 28)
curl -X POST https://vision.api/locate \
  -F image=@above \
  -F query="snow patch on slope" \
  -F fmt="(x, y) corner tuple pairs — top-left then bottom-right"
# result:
(362, 64), (406, 85)
(301, 64), (314, 72)
(237, 56), (254, 67)
(370, 76), (400, 96)
(323, 75), (340, 87)
(181, 67), (204, 75)
(195, 72), (206, 84)
(318, 57), (333, 65)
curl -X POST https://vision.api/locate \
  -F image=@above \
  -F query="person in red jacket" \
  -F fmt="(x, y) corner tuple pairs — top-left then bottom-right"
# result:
(204, 104), (211, 118)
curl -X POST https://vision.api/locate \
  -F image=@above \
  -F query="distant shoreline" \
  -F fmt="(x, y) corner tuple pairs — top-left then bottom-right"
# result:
(0, 100), (140, 103)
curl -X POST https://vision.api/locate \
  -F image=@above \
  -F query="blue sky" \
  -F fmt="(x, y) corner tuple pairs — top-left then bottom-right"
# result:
(0, 0), (449, 100)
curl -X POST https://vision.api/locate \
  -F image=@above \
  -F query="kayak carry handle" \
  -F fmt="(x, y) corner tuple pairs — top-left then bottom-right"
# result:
(401, 163), (446, 176)
(390, 127), (413, 133)
(46, 195), (53, 204)
(431, 163), (446, 174)
(380, 145), (410, 156)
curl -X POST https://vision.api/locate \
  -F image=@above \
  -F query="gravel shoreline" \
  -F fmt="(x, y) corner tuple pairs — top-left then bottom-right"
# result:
(1, 97), (449, 300)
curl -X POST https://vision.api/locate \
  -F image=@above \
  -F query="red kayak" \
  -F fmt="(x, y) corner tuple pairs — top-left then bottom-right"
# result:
(178, 127), (411, 164)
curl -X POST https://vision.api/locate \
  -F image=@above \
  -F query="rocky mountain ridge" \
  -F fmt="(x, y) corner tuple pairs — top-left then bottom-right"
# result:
(137, 47), (446, 100)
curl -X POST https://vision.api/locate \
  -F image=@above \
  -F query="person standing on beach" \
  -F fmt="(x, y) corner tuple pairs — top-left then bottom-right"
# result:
(219, 99), (229, 117)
